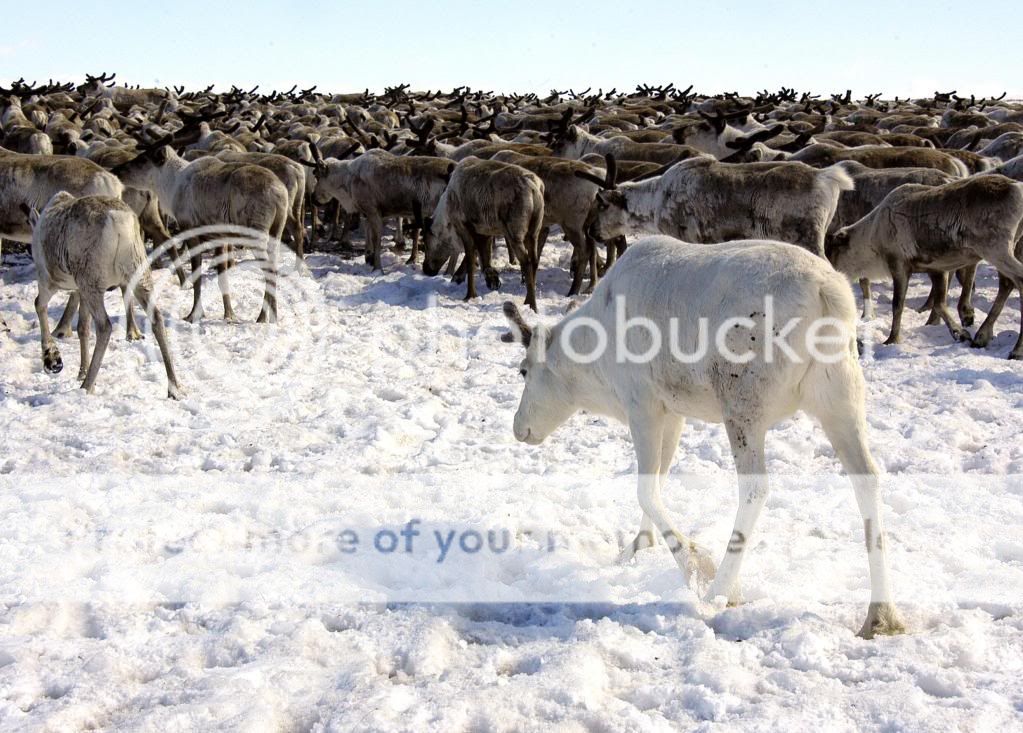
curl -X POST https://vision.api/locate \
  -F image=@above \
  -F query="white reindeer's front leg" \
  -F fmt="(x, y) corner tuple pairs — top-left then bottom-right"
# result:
(630, 409), (715, 595)
(620, 415), (684, 562)
(704, 418), (769, 607)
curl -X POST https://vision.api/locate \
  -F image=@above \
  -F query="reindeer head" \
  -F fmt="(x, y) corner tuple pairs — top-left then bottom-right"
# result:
(421, 193), (459, 277)
(501, 302), (576, 444)
(574, 154), (629, 240)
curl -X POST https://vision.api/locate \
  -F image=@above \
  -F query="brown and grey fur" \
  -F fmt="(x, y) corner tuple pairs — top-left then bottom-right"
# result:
(214, 150), (308, 258)
(422, 157), (545, 310)
(588, 158), (853, 258)
(490, 151), (608, 295)
(113, 146), (289, 323)
(552, 125), (704, 165)
(830, 160), (962, 321)
(828, 175), (1023, 357)
(314, 149), (454, 269)
(25, 192), (182, 397)
(790, 143), (969, 177)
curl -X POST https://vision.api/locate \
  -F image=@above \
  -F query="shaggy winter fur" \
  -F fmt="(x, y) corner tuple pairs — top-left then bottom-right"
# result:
(830, 160), (959, 321)
(552, 124), (704, 165)
(589, 158), (853, 257)
(503, 235), (903, 639)
(490, 151), (608, 295)
(422, 157), (545, 309)
(114, 146), (289, 323)
(0, 152), (124, 243)
(26, 192), (182, 398)
(315, 149), (454, 269)
(790, 143), (969, 178)
(214, 150), (308, 258)
(829, 175), (1023, 357)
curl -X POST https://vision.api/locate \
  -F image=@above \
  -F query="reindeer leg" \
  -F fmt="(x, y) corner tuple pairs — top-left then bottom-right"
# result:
(122, 285), (143, 341)
(134, 285), (184, 399)
(927, 271), (970, 343)
(973, 275), (1013, 348)
(859, 278), (875, 320)
(52, 292), (79, 338)
(956, 265), (976, 328)
(704, 418), (769, 607)
(184, 244), (204, 324)
(630, 408), (715, 596)
(214, 245), (237, 321)
(76, 294), (92, 382)
(79, 289), (111, 394)
(35, 286), (62, 373)
(812, 378), (903, 638)
(620, 416), (685, 562)
(883, 264), (909, 345)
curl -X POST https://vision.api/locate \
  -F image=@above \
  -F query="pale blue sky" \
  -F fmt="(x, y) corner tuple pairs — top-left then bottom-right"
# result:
(3, 1), (1020, 97)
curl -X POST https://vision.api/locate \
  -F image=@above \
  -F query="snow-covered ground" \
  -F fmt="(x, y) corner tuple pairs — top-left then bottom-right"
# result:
(1, 237), (1022, 731)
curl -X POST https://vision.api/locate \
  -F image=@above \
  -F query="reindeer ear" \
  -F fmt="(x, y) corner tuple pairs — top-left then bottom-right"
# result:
(501, 300), (532, 346)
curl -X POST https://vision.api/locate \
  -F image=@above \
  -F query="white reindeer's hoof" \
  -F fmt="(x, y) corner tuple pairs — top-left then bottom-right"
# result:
(617, 530), (656, 564)
(167, 383), (185, 400)
(857, 602), (906, 639)
(685, 547), (718, 599)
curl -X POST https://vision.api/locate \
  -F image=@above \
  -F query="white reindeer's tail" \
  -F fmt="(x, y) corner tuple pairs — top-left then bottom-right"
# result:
(798, 270), (864, 415)
(817, 164), (856, 196)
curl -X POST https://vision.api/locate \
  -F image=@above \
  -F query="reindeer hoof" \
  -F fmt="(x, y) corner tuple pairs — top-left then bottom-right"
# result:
(857, 602), (905, 639)
(1008, 351), (1023, 361)
(126, 329), (144, 342)
(167, 383), (185, 400)
(484, 269), (502, 291)
(951, 328), (971, 344)
(44, 353), (63, 374)
(970, 332), (991, 348)
(960, 312), (975, 328)
(52, 327), (73, 339)
(184, 309), (203, 324)
(882, 334), (901, 346)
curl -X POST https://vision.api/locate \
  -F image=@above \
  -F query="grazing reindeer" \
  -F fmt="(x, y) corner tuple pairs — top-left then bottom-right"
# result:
(502, 235), (903, 639)
(490, 150), (612, 295)
(313, 149), (452, 269)
(23, 192), (182, 398)
(422, 157), (545, 310)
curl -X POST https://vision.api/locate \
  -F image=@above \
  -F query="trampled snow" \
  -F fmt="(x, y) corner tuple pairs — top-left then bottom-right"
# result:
(1, 237), (1022, 730)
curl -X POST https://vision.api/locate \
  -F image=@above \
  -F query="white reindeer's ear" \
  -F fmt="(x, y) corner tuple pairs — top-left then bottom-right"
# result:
(501, 300), (532, 347)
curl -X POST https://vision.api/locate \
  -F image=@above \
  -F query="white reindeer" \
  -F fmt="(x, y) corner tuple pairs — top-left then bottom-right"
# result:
(502, 235), (903, 639)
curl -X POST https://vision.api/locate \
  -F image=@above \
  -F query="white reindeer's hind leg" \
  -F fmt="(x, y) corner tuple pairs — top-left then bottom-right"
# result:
(809, 359), (904, 638)
(630, 410), (715, 595)
(704, 418), (769, 607)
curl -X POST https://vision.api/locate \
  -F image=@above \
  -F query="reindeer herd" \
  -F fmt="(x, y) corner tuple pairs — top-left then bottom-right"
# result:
(3, 77), (1023, 637)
